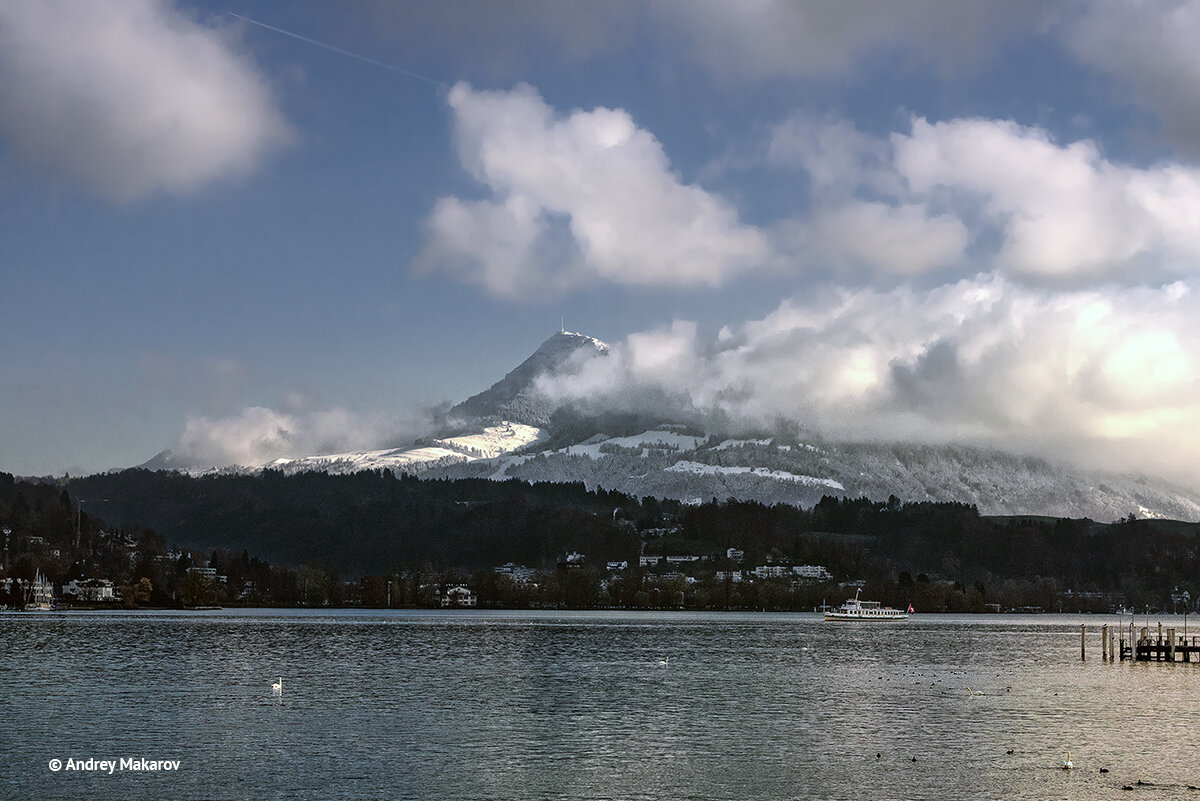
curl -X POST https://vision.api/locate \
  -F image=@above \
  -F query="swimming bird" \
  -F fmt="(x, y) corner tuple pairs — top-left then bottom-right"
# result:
(1062, 751), (1073, 770)
(271, 677), (283, 695)
(966, 686), (982, 696)
(657, 657), (669, 667)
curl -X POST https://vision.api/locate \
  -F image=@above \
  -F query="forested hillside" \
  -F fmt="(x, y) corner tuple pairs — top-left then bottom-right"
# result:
(49, 469), (1200, 611)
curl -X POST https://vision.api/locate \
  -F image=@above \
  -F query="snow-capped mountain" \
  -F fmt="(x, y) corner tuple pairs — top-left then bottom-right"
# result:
(138, 330), (608, 477)
(448, 329), (609, 426)
(140, 329), (1200, 520)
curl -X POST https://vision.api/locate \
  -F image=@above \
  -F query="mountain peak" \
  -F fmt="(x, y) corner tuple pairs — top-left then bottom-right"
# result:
(448, 330), (609, 426)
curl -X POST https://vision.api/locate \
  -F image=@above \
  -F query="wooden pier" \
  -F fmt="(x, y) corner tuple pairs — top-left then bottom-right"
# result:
(1089, 620), (1200, 663)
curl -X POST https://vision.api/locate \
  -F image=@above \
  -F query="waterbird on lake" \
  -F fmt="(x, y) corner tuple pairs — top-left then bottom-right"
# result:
(1062, 752), (1073, 770)
(966, 686), (982, 696)
(271, 677), (283, 695)
(657, 657), (669, 667)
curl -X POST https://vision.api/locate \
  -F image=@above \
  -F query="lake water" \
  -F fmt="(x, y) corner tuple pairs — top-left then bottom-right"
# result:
(3, 609), (1199, 800)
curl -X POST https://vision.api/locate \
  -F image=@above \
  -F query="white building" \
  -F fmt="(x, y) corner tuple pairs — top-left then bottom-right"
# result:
(726, 548), (744, 564)
(493, 563), (537, 584)
(792, 565), (833, 581)
(715, 570), (743, 583)
(606, 561), (628, 572)
(665, 555), (701, 565)
(62, 578), (117, 602)
(439, 585), (477, 608)
(639, 555), (662, 567)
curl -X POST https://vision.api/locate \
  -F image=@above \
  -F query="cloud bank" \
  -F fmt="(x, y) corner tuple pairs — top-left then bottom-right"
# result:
(534, 277), (1200, 483)
(0, 0), (290, 201)
(169, 403), (434, 470)
(423, 87), (1200, 297)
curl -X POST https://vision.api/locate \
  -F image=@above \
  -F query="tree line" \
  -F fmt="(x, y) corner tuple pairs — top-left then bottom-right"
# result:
(1, 468), (1198, 611)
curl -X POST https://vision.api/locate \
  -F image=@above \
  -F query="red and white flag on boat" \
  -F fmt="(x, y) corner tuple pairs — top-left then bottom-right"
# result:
(907, 604), (915, 614)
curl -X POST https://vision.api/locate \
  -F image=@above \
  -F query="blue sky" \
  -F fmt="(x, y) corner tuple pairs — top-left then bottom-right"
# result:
(3, 1), (1200, 484)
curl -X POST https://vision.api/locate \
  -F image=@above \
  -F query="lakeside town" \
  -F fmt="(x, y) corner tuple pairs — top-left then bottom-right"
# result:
(7, 516), (1196, 616)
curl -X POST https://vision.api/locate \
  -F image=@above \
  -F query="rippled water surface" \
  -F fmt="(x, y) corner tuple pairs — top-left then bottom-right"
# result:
(3, 609), (1199, 800)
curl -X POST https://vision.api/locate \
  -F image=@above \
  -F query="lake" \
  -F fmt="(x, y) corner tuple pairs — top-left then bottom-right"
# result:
(3, 609), (1199, 800)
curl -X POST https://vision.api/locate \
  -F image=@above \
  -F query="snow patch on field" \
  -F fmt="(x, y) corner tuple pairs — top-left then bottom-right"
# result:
(710, 438), (771, 450)
(264, 422), (543, 475)
(565, 430), (706, 459)
(439, 422), (545, 458)
(665, 460), (845, 490)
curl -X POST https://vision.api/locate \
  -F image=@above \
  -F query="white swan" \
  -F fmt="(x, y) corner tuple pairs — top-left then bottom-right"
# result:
(966, 686), (982, 696)
(271, 677), (283, 695)
(657, 657), (669, 667)
(1062, 751), (1073, 770)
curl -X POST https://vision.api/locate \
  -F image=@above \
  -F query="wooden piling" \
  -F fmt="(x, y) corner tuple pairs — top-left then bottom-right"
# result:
(1102, 624), (1108, 660)
(1081, 624), (1086, 661)
(1168, 628), (1176, 661)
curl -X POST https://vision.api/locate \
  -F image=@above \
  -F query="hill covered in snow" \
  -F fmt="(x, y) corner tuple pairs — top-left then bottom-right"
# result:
(426, 429), (1200, 522)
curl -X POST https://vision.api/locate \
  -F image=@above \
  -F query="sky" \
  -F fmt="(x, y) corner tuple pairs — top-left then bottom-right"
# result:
(2, 0), (1200, 485)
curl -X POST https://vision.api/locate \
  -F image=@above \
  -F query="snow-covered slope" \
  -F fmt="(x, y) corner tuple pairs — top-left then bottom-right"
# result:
(162, 423), (545, 478)
(427, 432), (1200, 521)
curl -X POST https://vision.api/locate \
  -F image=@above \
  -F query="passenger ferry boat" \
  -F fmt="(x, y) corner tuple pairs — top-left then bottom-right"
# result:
(824, 589), (908, 621)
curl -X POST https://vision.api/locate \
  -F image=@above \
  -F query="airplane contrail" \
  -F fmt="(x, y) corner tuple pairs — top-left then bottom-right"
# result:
(228, 12), (448, 89)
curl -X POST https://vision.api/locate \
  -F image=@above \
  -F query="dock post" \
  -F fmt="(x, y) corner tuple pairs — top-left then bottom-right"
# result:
(1102, 624), (1109, 660)
(1168, 628), (1176, 661)
(1081, 624), (1086, 661)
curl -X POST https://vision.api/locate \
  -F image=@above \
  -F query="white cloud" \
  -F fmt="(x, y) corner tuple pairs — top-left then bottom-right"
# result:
(417, 82), (770, 296)
(0, 0), (291, 201)
(767, 111), (1200, 282)
(534, 277), (1200, 482)
(893, 117), (1200, 279)
(789, 201), (970, 275)
(768, 112), (897, 193)
(172, 403), (429, 469)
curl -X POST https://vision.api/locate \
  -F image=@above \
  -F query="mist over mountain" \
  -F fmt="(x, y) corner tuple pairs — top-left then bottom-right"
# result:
(136, 328), (1200, 521)
(447, 330), (610, 427)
